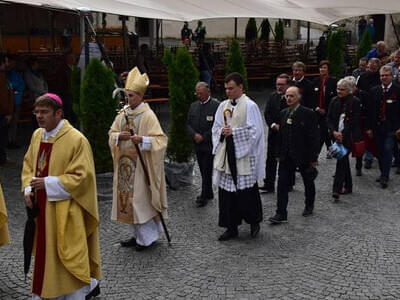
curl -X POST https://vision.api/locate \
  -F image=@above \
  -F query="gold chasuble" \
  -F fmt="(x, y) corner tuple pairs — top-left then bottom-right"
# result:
(0, 180), (10, 247)
(21, 120), (101, 299)
(109, 103), (168, 224)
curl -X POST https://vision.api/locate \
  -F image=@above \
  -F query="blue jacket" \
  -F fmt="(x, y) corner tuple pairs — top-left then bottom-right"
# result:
(6, 70), (25, 106)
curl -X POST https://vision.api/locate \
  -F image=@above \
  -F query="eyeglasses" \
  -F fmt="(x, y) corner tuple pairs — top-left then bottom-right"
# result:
(32, 109), (51, 116)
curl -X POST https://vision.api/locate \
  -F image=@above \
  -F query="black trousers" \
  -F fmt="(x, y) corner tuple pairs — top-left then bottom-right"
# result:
(195, 150), (214, 199)
(0, 115), (8, 163)
(264, 135), (295, 190)
(333, 153), (352, 193)
(318, 118), (332, 153)
(218, 183), (263, 229)
(277, 157), (315, 217)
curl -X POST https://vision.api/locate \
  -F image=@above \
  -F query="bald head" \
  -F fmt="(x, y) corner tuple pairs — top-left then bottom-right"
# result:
(285, 86), (301, 109)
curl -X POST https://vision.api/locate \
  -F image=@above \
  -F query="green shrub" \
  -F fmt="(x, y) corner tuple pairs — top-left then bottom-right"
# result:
(80, 58), (117, 173)
(355, 30), (373, 66)
(274, 19), (284, 43)
(327, 29), (345, 79)
(260, 19), (270, 41)
(71, 66), (81, 122)
(225, 39), (248, 91)
(245, 18), (257, 43)
(163, 47), (199, 163)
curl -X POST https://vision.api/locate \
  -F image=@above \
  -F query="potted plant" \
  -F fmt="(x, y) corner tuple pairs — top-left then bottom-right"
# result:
(80, 58), (118, 174)
(225, 39), (248, 92)
(163, 47), (199, 189)
(327, 29), (345, 79)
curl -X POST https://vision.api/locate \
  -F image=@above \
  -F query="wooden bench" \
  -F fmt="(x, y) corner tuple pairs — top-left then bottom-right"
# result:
(144, 97), (168, 115)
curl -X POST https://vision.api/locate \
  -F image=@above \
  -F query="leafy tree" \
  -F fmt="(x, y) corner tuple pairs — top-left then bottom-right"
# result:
(225, 39), (248, 91)
(355, 29), (373, 66)
(260, 19), (271, 41)
(327, 29), (345, 79)
(71, 66), (81, 122)
(80, 58), (117, 173)
(245, 18), (257, 43)
(274, 19), (284, 43)
(163, 47), (199, 163)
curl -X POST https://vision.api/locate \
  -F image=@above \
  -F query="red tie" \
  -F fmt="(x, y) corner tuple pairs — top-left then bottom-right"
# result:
(319, 77), (327, 109)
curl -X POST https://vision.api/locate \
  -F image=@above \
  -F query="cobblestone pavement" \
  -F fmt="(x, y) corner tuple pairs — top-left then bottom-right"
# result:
(2, 91), (400, 299)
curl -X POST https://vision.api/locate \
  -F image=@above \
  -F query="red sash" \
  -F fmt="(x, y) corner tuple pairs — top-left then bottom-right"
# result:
(32, 142), (53, 296)
(318, 77), (327, 109)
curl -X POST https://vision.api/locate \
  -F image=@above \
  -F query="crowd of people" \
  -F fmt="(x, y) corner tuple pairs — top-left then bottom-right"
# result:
(187, 45), (400, 233)
(1, 33), (400, 299)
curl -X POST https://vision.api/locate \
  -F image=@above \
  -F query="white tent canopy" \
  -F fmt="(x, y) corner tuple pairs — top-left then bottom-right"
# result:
(5, 0), (400, 25)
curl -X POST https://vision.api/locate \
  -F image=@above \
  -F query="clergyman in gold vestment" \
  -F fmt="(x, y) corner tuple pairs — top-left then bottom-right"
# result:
(21, 93), (101, 299)
(0, 179), (10, 247)
(109, 67), (168, 251)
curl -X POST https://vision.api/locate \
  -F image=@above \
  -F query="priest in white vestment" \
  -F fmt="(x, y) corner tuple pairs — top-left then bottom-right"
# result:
(212, 72), (265, 241)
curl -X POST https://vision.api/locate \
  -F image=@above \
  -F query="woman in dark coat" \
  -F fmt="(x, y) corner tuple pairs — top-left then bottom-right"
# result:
(327, 78), (362, 200)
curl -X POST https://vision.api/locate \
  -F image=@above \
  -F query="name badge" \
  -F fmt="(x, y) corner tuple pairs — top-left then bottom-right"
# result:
(386, 99), (394, 104)
(287, 118), (293, 125)
(206, 115), (214, 121)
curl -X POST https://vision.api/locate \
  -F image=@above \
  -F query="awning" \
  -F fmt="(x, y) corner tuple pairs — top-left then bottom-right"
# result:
(5, 0), (400, 25)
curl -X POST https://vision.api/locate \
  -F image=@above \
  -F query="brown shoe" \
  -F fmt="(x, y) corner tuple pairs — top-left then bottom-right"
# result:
(0, 160), (17, 168)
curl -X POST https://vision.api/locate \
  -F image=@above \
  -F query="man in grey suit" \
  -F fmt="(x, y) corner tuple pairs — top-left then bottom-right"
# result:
(187, 82), (219, 207)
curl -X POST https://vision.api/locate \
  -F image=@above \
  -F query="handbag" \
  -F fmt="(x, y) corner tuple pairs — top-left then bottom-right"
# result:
(351, 140), (366, 157)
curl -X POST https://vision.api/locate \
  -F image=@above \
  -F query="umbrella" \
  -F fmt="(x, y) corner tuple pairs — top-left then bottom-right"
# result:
(23, 188), (38, 281)
(223, 109), (238, 187)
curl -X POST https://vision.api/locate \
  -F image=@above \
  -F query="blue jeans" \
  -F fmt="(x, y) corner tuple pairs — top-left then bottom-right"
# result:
(376, 133), (396, 180)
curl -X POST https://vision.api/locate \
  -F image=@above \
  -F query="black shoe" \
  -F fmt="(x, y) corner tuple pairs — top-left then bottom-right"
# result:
(120, 237), (137, 247)
(397, 167), (400, 175)
(380, 178), (388, 189)
(288, 186), (294, 192)
(332, 193), (340, 201)
(259, 185), (274, 193)
(196, 199), (208, 207)
(375, 177), (381, 182)
(269, 214), (287, 224)
(86, 284), (100, 299)
(302, 208), (313, 217)
(364, 161), (372, 169)
(356, 169), (362, 176)
(135, 242), (155, 252)
(218, 229), (238, 241)
(250, 223), (260, 238)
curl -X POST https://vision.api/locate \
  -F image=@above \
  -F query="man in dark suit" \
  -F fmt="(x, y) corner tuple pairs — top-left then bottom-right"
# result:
(312, 60), (337, 156)
(292, 61), (315, 110)
(260, 73), (293, 193)
(366, 65), (400, 188)
(357, 58), (381, 93)
(357, 57), (381, 169)
(187, 82), (219, 206)
(269, 86), (319, 224)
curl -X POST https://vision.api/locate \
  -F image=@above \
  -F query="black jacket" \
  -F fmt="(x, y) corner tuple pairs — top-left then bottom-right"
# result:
(367, 84), (400, 134)
(294, 77), (314, 110)
(327, 95), (362, 148)
(276, 105), (319, 166)
(186, 97), (220, 152)
(312, 76), (337, 113)
(357, 71), (380, 93)
(264, 91), (288, 138)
